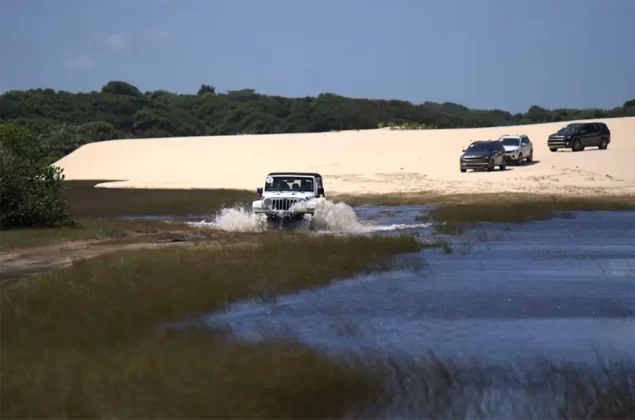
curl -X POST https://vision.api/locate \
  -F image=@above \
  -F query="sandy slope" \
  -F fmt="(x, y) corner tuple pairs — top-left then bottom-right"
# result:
(54, 117), (635, 196)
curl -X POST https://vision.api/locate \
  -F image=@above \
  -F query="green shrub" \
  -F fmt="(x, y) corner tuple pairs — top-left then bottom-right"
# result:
(0, 124), (75, 229)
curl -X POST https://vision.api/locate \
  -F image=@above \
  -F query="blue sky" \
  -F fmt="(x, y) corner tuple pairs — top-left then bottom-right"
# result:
(1, 0), (633, 113)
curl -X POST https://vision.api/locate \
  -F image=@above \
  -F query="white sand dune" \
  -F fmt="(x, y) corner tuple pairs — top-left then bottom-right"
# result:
(55, 117), (635, 197)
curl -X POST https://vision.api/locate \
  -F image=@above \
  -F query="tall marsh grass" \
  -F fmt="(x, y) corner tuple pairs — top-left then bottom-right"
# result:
(1, 233), (421, 419)
(416, 195), (635, 234)
(63, 180), (255, 218)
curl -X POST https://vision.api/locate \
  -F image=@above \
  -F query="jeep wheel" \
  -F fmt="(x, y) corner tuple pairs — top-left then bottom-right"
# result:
(460, 168), (467, 173)
(487, 159), (494, 172)
(572, 139), (582, 152)
(550, 148), (557, 152)
(499, 162), (506, 171)
(599, 138), (608, 150)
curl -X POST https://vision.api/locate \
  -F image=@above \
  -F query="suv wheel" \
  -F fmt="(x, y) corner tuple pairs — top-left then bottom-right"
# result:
(517, 154), (523, 166)
(527, 151), (533, 163)
(572, 139), (582, 152)
(550, 148), (557, 152)
(460, 168), (466, 173)
(599, 138), (608, 150)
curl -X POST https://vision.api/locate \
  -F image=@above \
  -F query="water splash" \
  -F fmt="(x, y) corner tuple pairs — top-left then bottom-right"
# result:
(190, 198), (431, 234)
(309, 198), (372, 233)
(192, 206), (268, 232)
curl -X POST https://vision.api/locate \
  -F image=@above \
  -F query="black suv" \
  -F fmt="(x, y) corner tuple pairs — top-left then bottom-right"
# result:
(547, 122), (611, 152)
(460, 140), (507, 172)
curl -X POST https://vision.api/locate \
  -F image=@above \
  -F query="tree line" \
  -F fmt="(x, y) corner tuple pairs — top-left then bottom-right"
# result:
(0, 80), (634, 163)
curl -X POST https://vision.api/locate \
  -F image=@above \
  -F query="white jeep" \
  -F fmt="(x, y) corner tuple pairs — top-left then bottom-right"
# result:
(252, 172), (325, 221)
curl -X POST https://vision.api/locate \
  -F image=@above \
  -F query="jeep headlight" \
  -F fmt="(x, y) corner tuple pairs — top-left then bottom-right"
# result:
(263, 198), (272, 207)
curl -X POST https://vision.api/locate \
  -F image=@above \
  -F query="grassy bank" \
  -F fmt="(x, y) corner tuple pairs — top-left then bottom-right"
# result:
(64, 180), (255, 218)
(412, 194), (635, 234)
(335, 190), (635, 207)
(0, 219), (221, 250)
(64, 181), (635, 219)
(6, 182), (635, 249)
(1, 233), (422, 419)
(1, 181), (254, 250)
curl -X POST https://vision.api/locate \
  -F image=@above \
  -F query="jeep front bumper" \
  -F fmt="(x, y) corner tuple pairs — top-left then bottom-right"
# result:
(254, 209), (314, 220)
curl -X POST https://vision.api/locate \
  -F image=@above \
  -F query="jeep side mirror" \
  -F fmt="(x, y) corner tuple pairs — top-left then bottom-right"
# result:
(257, 187), (263, 195)
(317, 187), (324, 196)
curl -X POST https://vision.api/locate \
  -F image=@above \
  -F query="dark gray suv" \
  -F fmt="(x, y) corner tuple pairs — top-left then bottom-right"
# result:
(547, 122), (611, 152)
(460, 140), (507, 172)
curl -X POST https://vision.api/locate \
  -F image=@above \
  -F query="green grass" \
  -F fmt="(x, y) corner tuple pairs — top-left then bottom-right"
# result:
(1, 180), (254, 250)
(8, 181), (635, 248)
(0, 218), (219, 250)
(3, 183), (634, 418)
(415, 195), (635, 234)
(1, 233), (422, 419)
(63, 180), (255, 218)
(37, 181), (635, 222)
(335, 191), (635, 208)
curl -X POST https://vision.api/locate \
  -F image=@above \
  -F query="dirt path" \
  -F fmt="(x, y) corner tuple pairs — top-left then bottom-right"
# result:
(0, 236), (207, 284)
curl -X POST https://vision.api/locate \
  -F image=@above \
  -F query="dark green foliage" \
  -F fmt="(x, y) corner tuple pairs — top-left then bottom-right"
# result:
(36, 121), (118, 164)
(101, 80), (142, 96)
(197, 84), (216, 95)
(1, 82), (632, 162)
(0, 124), (75, 230)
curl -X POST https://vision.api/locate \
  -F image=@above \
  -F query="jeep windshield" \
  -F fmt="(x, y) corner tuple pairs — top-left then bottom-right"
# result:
(265, 176), (315, 192)
(557, 124), (582, 135)
(466, 142), (494, 152)
(500, 138), (520, 146)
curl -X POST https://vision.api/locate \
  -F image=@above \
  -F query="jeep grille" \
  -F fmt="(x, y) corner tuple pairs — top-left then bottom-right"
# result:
(271, 198), (301, 211)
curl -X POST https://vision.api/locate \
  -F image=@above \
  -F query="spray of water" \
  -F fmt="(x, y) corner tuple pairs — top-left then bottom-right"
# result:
(190, 198), (431, 234)
(195, 205), (268, 232)
(310, 198), (371, 233)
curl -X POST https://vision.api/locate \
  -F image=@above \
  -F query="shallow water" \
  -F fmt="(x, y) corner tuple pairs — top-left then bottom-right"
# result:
(188, 200), (434, 234)
(205, 208), (635, 364)
(178, 206), (635, 418)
